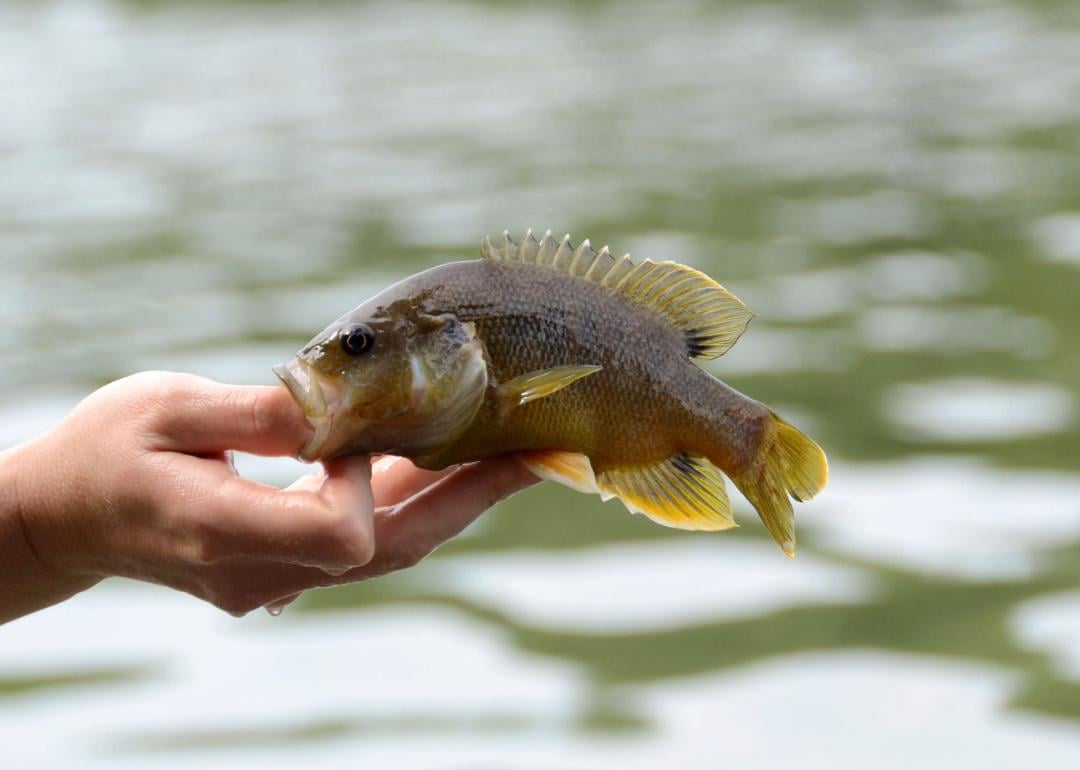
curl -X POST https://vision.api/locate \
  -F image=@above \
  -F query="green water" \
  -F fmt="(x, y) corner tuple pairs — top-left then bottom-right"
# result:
(2, 0), (1080, 766)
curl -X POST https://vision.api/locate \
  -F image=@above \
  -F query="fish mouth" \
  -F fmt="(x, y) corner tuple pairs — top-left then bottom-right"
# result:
(273, 359), (342, 461)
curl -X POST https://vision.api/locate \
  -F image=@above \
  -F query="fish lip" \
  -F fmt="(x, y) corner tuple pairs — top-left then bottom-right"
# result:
(274, 360), (326, 417)
(273, 359), (340, 460)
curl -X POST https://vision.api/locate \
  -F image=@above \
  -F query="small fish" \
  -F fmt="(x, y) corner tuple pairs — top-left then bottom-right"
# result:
(275, 230), (827, 555)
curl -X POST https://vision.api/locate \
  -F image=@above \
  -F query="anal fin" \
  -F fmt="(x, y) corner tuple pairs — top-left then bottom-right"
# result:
(596, 453), (736, 531)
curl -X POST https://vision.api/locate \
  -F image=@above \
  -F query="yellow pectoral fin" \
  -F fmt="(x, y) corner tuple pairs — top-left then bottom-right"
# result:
(596, 453), (736, 532)
(520, 450), (600, 494)
(496, 364), (602, 409)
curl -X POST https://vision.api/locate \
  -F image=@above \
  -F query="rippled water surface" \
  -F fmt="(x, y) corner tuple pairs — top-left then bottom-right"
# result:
(3, 0), (1080, 767)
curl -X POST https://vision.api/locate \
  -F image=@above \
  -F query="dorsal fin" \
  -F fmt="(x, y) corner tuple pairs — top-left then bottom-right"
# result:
(482, 229), (752, 358)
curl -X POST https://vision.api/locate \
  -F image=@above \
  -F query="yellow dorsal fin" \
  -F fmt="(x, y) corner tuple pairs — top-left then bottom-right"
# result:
(482, 230), (753, 359)
(595, 452), (736, 531)
(496, 364), (602, 408)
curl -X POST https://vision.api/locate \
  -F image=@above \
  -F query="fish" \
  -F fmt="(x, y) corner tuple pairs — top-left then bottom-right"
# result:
(274, 230), (828, 555)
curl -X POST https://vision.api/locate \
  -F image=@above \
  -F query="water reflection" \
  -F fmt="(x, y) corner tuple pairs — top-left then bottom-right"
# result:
(2, 0), (1080, 767)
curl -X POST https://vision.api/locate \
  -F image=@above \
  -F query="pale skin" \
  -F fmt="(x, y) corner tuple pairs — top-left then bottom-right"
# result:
(0, 371), (538, 625)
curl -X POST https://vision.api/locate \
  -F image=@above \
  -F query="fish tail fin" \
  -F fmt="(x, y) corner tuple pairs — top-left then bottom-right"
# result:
(729, 414), (828, 557)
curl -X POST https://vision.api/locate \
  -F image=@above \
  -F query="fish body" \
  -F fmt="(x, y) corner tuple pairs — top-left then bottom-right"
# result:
(275, 231), (827, 555)
(360, 259), (753, 467)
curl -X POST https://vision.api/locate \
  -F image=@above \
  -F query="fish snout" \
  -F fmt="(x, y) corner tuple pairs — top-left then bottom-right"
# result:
(273, 359), (343, 460)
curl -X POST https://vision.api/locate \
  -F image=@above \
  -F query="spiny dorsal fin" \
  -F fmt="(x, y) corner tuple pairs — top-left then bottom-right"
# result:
(595, 452), (736, 531)
(482, 230), (752, 359)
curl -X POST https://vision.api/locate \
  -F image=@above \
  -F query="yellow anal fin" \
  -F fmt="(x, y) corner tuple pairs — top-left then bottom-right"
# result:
(520, 450), (600, 494)
(596, 453), (736, 531)
(496, 364), (601, 409)
(730, 414), (828, 557)
(483, 230), (753, 359)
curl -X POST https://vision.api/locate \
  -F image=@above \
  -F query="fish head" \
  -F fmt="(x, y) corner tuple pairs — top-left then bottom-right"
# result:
(275, 298), (489, 461)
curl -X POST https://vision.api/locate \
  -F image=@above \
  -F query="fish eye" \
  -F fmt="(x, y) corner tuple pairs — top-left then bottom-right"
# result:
(340, 324), (375, 356)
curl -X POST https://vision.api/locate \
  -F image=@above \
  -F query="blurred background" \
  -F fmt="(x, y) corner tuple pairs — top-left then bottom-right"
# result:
(2, 0), (1080, 766)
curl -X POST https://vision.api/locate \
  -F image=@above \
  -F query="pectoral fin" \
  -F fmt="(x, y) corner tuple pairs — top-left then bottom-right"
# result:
(496, 364), (602, 409)
(596, 453), (736, 531)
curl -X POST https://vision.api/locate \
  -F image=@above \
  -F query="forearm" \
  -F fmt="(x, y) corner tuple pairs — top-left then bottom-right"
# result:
(0, 444), (101, 624)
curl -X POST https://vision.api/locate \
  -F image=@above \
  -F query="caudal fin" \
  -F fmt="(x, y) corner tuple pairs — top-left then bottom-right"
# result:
(731, 414), (828, 557)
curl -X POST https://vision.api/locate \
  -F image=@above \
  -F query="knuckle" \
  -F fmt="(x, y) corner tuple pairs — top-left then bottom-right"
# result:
(340, 528), (375, 566)
(322, 511), (374, 566)
(247, 389), (274, 441)
(187, 520), (231, 565)
(190, 538), (222, 565)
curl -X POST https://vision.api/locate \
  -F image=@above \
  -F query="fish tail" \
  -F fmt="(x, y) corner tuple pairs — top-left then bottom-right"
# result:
(728, 413), (828, 557)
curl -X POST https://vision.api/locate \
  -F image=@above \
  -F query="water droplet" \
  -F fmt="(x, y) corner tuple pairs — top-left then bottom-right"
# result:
(265, 604), (284, 617)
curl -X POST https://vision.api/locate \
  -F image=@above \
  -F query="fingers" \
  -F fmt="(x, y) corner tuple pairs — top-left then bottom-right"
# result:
(188, 455), (375, 572)
(371, 456), (458, 508)
(186, 457), (538, 616)
(151, 376), (313, 457)
(347, 456), (539, 579)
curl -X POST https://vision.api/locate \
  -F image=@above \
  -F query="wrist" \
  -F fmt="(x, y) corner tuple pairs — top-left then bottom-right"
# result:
(0, 442), (101, 623)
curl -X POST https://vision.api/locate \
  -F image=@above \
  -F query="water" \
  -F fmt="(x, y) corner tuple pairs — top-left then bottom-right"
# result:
(2, 0), (1080, 767)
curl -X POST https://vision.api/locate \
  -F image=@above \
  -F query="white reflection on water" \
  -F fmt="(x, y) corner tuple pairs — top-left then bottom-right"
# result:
(858, 306), (1055, 358)
(4, 0), (1080, 275)
(6, 589), (1080, 770)
(1032, 213), (1080, 265)
(0, 584), (586, 768)
(710, 327), (854, 375)
(775, 191), (939, 246)
(427, 540), (872, 633)
(884, 378), (1075, 441)
(1013, 591), (1080, 681)
(805, 458), (1080, 581)
(742, 249), (988, 324)
(862, 250), (986, 302)
(631, 652), (1080, 770)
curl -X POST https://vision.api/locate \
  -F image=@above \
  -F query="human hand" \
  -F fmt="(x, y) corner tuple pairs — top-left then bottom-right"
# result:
(0, 372), (537, 623)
